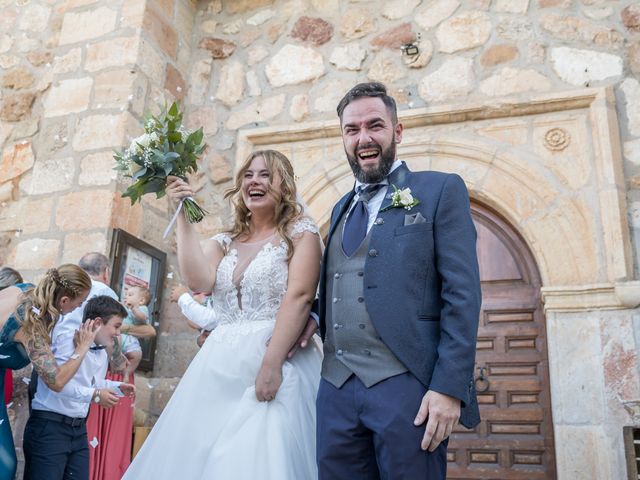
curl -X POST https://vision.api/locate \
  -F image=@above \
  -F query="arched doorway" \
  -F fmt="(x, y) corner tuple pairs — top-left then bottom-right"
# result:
(447, 202), (556, 479)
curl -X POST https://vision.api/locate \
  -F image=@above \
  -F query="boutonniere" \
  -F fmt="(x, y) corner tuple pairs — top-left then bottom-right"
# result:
(380, 184), (420, 212)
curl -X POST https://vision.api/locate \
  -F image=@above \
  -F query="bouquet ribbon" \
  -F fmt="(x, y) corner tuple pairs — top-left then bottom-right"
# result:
(163, 198), (187, 239)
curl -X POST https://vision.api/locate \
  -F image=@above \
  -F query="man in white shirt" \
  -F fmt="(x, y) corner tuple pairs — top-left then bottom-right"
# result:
(23, 296), (135, 480)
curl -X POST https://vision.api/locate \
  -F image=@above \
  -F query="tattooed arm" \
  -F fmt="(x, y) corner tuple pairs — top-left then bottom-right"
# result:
(108, 336), (127, 373)
(14, 320), (98, 392)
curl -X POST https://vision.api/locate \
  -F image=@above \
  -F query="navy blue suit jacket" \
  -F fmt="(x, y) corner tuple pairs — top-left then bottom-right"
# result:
(318, 163), (481, 428)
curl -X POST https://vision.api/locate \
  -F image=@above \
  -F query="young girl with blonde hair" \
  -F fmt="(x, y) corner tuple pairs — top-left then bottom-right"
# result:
(0, 264), (99, 479)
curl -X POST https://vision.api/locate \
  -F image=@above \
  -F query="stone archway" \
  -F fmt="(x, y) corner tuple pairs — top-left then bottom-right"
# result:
(236, 87), (640, 479)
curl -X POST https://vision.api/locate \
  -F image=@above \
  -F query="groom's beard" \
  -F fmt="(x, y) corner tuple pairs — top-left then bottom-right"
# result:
(346, 140), (396, 184)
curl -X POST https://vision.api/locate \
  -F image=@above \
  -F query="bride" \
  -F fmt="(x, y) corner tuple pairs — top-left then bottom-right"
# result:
(123, 150), (323, 479)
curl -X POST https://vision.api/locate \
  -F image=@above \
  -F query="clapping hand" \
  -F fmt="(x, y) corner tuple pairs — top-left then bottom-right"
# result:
(73, 320), (101, 352)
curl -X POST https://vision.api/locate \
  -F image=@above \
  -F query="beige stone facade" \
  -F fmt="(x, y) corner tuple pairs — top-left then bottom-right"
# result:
(2, 1), (640, 478)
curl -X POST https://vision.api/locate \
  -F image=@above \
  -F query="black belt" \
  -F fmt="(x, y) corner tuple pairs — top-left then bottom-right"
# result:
(31, 409), (87, 427)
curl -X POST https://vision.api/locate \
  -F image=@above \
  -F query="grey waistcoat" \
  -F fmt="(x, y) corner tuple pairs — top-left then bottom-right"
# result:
(322, 212), (407, 388)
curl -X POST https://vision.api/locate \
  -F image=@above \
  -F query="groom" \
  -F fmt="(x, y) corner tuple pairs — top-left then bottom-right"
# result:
(314, 82), (481, 479)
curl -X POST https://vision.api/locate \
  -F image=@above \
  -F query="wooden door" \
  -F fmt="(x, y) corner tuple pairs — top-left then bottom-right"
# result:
(447, 203), (556, 479)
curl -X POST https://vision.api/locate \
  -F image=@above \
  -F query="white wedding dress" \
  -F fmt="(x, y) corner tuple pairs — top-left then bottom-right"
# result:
(123, 218), (322, 479)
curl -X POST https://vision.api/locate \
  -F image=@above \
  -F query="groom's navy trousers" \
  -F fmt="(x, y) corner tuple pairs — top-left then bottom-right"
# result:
(317, 373), (447, 479)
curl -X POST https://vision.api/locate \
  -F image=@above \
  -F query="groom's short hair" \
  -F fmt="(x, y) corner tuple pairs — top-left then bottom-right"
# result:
(336, 82), (398, 125)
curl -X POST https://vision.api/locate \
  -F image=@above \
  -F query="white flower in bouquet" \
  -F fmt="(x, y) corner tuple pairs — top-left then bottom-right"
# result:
(113, 102), (207, 224)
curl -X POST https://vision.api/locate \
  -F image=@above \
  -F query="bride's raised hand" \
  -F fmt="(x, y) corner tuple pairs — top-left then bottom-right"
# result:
(255, 362), (282, 402)
(166, 175), (194, 207)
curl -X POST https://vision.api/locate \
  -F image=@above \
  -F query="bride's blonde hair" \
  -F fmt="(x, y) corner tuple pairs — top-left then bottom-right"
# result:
(224, 150), (303, 260)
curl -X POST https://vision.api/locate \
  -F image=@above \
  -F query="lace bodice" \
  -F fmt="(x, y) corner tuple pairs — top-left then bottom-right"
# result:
(209, 217), (319, 327)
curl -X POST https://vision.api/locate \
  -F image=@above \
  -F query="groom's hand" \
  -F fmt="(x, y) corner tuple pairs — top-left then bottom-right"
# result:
(414, 390), (460, 452)
(287, 316), (317, 359)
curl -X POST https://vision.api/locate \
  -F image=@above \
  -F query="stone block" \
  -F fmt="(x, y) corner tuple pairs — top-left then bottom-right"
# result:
(153, 0), (175, 19)
(120, 0), (146, 27)
(371, 22), (415, 51)
(551, 47), (622, 86)
(52, 48), (81, 74)
(206, 152), (232, 185)
(164, 64), (186, 101)
(42, 77), (92, 118)
(494, 0), (529, 13)
(415, 0), (460, 30)
(55, 190), (114, 231)
(245, 70), (261, 97)
(224, 0), (273, 14)
(479, 67), (551, 96)
(0, 141), (34, 184)
(340, 8), (377, 40)
(93, 69), (147, 115)
(554, 425), (612, 480)
(186, 58), (212, 106)
(480, 44), (518, 67)
(629, 41), (640, 76)
(0, 92), (35, 122)
(329, 43), (367, 71)
(418, 57), (473, 102)
(367, 51), (406, 85)
(79, 151), (118, 186)
(225, 94), (285, 130)
(381, 0), (420, 19)
(436, 11), (491, 53)
(85, 36), (139, 72)
(2, 67), (35, 90)
(137, 38), (166, 84)
(540, 14), (623, 48)
(20, 197), (55, 235)
(291, 16), (333, 46)
(142, 3), (178, 59)
(198, 37), (236, 59)
(18, 4), (51, 32)
(621, 78), (640, 137)
(289, 94), (309, 122)
(11, 238), (60, 270)
(37, 121), (69, 158)
(0, 33), (12, 54)
(215, 60), (244, 106)
(72, 112), (137, 152)
(312, 79), (353, 113)
(622, 4), (640, 33)
(111, 192), (143, 236)
(186, 106), (217, 137)
(265, 44), (325, 87)
(59, 6), (117, 45)
(29, 156), (75, 194)
(26, 51), (53, 67)
(174, 0), (196, 41)
(61, 232), (107, 264)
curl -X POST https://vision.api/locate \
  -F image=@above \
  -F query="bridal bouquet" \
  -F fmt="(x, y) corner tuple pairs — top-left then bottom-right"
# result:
(114, 102), (207, 223)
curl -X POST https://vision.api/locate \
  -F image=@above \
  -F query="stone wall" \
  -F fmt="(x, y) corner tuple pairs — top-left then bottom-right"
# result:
(2, 0), (640, 478)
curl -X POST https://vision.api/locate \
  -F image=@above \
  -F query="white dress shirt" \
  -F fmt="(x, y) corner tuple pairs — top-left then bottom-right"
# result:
(348, 159), (403, 233)
(178, 293), (218, 331)
(31, 332), (121, 418)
